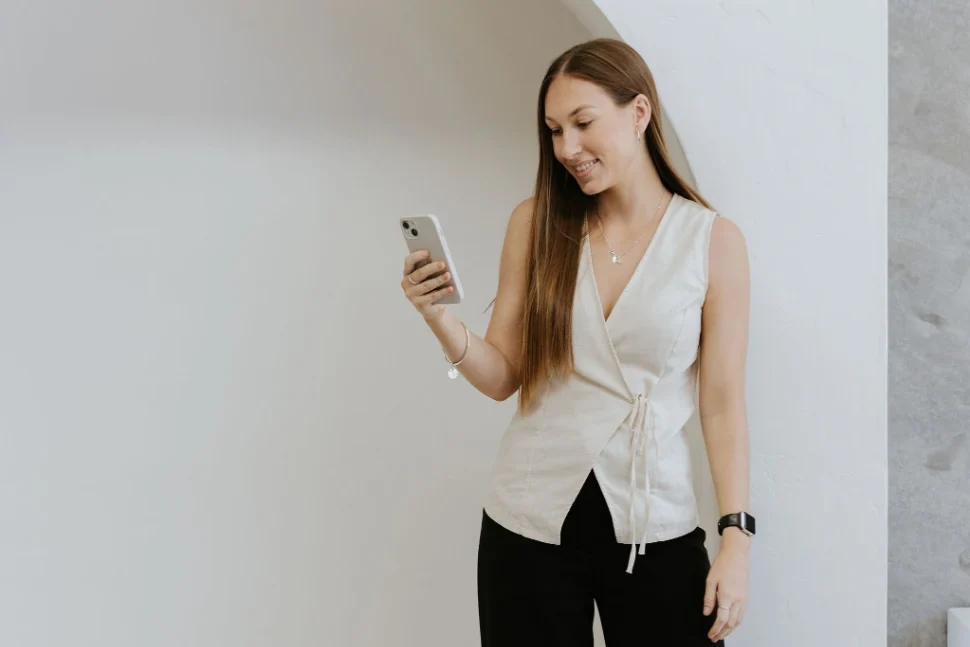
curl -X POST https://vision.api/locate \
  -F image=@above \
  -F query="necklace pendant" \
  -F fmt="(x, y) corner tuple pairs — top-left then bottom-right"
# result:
(448, 366), (459, 379)
(611, 252), (621, 264)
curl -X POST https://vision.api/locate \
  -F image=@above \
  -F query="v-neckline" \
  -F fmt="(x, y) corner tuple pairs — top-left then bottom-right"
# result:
(586, 193), (678, 327)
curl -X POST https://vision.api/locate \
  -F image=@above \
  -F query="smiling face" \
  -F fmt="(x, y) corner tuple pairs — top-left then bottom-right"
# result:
(543, 74), (647, 195)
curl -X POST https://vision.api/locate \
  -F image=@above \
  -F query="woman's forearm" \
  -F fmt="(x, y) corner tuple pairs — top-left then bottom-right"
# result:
(701, 406), (752, 549)
(425, 309), (520, 401)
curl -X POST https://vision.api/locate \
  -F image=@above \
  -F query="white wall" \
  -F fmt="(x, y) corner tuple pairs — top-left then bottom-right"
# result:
(0, 1), (592, 645)
(0, 0), (886, 646)
(564, 0), (889, 645)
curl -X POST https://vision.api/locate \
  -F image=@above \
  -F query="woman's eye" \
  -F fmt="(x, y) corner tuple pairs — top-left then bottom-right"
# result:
(549, 121), (590, 136)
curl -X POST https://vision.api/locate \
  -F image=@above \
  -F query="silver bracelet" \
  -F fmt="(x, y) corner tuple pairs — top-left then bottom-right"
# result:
(443, 321), (470, 379)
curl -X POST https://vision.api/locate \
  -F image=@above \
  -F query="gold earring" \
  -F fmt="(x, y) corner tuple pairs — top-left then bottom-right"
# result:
(636, 129), (641, 142)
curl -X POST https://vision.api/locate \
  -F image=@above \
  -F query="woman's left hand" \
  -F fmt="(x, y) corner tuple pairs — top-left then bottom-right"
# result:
(703, 532), (750, 642)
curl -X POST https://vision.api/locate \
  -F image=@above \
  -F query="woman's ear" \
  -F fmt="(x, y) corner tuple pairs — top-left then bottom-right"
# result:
(634, 94), (652, 131)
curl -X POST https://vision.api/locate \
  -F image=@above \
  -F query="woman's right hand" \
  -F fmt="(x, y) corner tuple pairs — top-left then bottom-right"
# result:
(400, 250), (455, 321)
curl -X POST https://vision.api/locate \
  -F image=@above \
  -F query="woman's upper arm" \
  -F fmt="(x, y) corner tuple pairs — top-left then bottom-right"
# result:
(484, 197), (534, 384)
(698, 215), (750, 417)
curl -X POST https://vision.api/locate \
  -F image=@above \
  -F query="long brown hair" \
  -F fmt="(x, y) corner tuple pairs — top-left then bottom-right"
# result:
(516, 38), (714, 414)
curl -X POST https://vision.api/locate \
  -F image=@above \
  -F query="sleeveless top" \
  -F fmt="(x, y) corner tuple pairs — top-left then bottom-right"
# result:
(482, 193), (718, 574)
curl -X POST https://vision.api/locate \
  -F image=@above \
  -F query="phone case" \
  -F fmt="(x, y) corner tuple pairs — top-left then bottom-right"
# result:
(400, 214), (464, 305)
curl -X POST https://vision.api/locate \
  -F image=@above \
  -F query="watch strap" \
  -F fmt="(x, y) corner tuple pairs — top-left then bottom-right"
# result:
(717, 511), (756, 536)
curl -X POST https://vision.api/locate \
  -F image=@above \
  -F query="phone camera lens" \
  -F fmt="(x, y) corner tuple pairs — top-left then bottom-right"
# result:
(402, 221), (410, 229)
(411, 228), (418, 236)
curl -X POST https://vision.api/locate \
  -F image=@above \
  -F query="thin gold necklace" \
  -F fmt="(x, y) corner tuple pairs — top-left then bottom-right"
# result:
(596, 190), (668, 264)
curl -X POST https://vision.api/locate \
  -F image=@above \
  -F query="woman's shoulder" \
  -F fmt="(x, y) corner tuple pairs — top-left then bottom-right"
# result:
(709, 215), (747, 262)
(503, 197), (535, 243)
(511, 196), (535, 222)
(677, 194), (718, 223)
(678, 196), (744, 246)
(700, 206), (747, 286)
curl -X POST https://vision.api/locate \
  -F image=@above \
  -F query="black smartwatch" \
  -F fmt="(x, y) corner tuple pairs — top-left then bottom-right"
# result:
(717, 512), (756, 536)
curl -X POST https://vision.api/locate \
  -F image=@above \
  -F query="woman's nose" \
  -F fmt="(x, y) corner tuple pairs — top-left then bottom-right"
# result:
(560, 130), (582, 159)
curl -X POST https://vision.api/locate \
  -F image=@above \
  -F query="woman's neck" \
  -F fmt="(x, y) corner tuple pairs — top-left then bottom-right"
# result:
(594, 158), (668, 231)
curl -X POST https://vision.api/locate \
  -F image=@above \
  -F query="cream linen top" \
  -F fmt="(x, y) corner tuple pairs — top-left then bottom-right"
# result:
(482, 193), (718, 573)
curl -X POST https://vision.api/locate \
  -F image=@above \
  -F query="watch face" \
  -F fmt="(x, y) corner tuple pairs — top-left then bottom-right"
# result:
(719, 513), (755, 536)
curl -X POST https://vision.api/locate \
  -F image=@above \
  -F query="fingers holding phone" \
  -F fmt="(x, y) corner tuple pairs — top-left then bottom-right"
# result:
(401, 250), (454, 320)
(399, 215), (464, 320)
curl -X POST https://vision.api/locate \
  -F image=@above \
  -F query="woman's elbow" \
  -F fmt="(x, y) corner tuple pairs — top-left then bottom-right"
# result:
(489, 377), (521, 402)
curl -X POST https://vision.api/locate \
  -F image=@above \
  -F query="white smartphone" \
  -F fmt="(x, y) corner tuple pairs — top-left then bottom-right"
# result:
(400, 214), (464, 305)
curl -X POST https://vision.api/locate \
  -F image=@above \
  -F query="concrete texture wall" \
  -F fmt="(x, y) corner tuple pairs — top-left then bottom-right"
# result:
(890, 1), (970, 645)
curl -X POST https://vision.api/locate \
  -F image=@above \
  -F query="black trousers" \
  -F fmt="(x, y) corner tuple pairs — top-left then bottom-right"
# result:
(478, 470), (725, 646)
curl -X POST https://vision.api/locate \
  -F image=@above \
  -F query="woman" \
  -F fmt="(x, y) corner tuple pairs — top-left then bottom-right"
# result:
(400, 38), (753, 646)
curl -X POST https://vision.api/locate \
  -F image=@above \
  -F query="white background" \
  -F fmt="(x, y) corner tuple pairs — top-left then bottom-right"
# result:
(0, 0), (886, 645)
